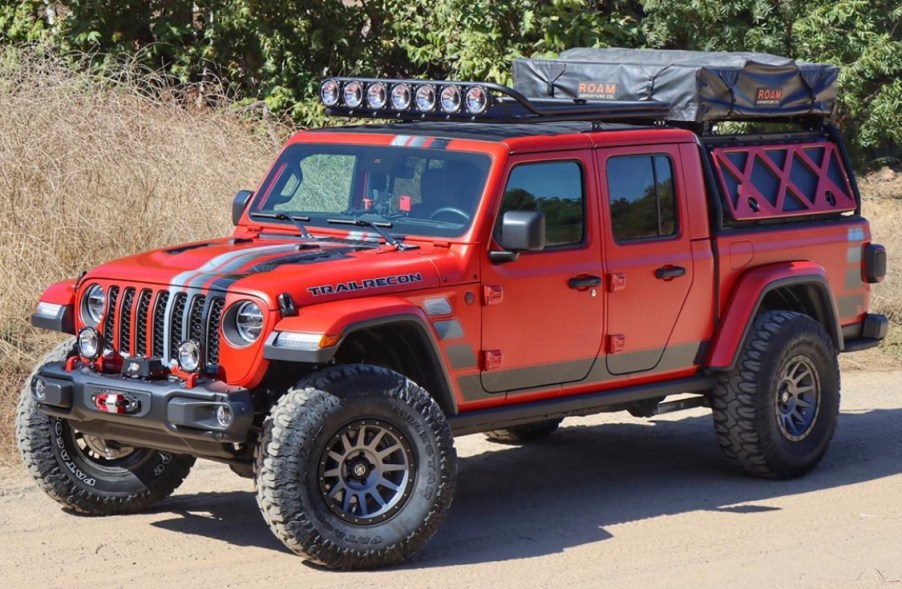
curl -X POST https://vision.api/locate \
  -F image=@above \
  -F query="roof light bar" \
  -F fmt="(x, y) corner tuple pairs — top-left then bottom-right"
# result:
(318, 77), (671, 124)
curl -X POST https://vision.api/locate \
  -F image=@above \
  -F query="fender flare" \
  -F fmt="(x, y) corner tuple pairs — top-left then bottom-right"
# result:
(707, 261), (843, 371)
(262, 296), (458, 414)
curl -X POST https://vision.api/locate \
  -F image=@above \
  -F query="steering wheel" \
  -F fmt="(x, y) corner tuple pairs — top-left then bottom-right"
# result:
(429, 207), (470, 222)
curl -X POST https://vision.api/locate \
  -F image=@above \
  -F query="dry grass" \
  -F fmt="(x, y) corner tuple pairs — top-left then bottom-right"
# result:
(0, 46), (283, 465)
(858, 169), (902, 361)
(0, 45), (900, 467)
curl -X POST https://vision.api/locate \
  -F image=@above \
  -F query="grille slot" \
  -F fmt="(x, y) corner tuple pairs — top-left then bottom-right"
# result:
(118, 288), (135, 356)
(206, 297), (225, 365)
(152, 291), (170, 359)
(188, 295), (207, 343)
(102, 286), (120, 351)
(169, 292), (188, 357)
(135, 289), (152, 357)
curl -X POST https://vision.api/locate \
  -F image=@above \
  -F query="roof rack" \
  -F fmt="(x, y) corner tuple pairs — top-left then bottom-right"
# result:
(319, 77), (671, 124)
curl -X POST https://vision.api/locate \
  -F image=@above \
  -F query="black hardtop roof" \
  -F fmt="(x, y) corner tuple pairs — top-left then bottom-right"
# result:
(310, 121), (657, 142)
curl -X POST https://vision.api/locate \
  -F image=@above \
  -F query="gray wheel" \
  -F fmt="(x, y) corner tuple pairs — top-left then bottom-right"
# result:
(16, 338), (195, 514)
(255, 364), (456, 570)
(485, 418), (562, 445)
(711, 311), (840, 479)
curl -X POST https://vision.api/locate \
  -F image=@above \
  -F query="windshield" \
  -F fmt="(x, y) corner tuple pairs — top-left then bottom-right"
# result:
(251, 143), (492, 239)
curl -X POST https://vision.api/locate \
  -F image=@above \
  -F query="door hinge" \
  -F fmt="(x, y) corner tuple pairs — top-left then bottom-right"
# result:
(482, 349), (503, 370)
(607, 334), (626, 354)
(607, 273), (627, 292)
(483, 285), (504, 306)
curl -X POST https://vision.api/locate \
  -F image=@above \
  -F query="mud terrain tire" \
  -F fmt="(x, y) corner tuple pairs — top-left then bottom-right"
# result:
(255, 364), (456, 570)
(711, 311), (840, 479)
(16, 338), (195, 515)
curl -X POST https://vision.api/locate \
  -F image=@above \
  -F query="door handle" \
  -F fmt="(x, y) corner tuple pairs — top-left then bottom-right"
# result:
(568, 275), (602, 290)
(655, 265), (686, 280)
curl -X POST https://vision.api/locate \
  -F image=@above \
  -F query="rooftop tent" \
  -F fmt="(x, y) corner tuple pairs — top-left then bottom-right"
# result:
(512, 48), (839, 123)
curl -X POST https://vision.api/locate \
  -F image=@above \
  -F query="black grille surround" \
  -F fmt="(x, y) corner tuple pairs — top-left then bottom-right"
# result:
(97, 285), (226, 372)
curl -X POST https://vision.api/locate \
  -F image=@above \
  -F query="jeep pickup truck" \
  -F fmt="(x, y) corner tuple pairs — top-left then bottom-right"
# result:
(19, 49), (887, 569)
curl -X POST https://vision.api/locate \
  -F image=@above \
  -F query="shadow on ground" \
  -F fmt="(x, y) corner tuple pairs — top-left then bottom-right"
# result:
(149, 408), (902, 568)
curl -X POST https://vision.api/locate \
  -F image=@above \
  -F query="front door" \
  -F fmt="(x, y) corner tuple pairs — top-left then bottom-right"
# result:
(597, 145), (694, 375)
(480, 152), (604, 393)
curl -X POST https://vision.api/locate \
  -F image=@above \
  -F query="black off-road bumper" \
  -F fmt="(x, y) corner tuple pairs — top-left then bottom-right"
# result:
(31, 362), (254, 459)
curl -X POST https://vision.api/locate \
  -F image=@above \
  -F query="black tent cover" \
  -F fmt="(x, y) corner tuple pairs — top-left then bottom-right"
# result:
(512, 48), (839, 123)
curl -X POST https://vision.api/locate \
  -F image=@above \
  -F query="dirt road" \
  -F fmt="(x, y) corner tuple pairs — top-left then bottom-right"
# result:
(2, 370), (901, 589)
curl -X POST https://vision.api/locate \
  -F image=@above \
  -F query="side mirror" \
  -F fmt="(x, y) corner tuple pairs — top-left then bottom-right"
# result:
(490, 210), (545, 263)
(232, 190), (253, 225)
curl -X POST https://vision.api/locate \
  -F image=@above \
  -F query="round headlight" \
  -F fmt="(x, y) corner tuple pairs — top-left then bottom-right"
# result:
(366, 82), (388, 109)
(81, 284), (104, 327)
(235, 301), (264, 343)
(343, 81), (364, 109)
(320, 79), (341, 107)
(78, 327), (101, 360)
(415, 85), (436, 112)
(177, 340), (201, 372)
(391, 83), (412, 110)
(465, 86), (489, 114)
(440, 86), (462, 113)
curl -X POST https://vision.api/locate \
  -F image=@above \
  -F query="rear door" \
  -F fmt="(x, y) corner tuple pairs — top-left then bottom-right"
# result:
(597, 145), (695, 375)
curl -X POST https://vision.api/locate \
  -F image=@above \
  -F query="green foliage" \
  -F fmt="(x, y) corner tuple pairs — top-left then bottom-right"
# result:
(0, 0), (898, 166)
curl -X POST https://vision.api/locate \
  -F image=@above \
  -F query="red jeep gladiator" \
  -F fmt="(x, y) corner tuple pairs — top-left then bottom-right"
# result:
(19, 49), (887, 569)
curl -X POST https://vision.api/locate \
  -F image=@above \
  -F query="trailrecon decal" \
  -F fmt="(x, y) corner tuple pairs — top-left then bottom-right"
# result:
(307, 273), (423, 296)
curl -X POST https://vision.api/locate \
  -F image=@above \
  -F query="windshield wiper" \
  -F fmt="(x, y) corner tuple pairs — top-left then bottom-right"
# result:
(326, 217), (417, 250)
(250, 212), (314, 239)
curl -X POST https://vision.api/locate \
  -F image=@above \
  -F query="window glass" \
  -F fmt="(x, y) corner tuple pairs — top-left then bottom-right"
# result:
(499, 161), (584, 247)
(253, 144), (491, 238)
(607, 155), (678, 242)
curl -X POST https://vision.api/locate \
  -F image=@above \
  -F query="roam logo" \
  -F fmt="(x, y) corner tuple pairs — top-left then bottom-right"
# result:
(578, 81), (618, 100)
(755, 87), (784, 106)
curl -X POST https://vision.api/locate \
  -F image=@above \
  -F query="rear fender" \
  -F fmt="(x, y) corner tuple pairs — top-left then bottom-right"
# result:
(707, 262), (842, 371)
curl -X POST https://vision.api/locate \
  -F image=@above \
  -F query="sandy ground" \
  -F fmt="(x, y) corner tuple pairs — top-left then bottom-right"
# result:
(1, 370), (901, 589)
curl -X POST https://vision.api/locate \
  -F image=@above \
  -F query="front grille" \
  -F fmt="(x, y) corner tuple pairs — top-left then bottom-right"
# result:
(99, 285), (226, 370)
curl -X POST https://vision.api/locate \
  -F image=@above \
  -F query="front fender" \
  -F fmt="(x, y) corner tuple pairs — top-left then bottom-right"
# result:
(31, 280), (77, 334)
(263, 296), (432, 364)
(707, 261), (842, 371)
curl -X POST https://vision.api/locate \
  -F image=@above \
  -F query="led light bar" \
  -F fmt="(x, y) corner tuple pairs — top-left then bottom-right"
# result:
(318, 77), (672, 124)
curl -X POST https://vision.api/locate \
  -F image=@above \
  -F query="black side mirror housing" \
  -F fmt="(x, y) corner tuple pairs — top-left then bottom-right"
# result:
(232, 190), (254, 226)
(490, 210), (545, 263)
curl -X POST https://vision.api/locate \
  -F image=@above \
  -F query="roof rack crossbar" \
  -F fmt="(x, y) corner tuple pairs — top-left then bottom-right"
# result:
(321, 77), (671, 125)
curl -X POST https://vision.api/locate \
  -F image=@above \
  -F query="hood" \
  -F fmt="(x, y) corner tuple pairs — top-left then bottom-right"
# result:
(84, 236), (444, 308)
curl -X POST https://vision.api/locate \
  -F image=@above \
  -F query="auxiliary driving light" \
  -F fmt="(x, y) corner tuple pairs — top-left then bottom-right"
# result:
(177, 340), (202, 373)
(77, 327), (101, 360)
(366, 82), (388, 109)
(415, 85), (437, 112)
(343, 81), (364, 108)
(216, 405), (234, 428)
(391, 83), (412, 110)
(440, 86), (462, 113)
(466, 86), (489, 114)
(320, 79), (340, 107)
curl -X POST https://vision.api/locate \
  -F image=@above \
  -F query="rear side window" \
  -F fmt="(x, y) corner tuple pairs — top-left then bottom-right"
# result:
(606, 155), (677, 242)
(499, 161), (585, 247)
